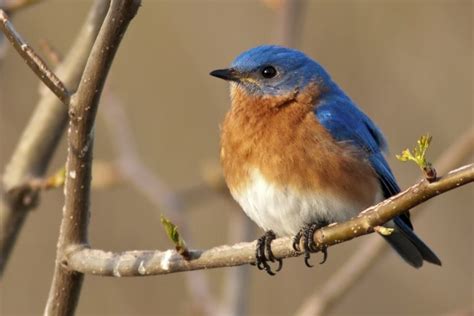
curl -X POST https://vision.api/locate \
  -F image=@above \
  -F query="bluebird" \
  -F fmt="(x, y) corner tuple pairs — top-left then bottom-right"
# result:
(210, 45), (441, 275)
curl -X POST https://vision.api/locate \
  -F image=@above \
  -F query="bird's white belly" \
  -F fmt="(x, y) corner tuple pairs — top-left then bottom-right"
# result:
(231, 169), (380, 237)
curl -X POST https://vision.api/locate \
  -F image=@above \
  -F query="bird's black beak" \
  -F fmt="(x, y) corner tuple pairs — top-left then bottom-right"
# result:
(209, 68), (240, 81)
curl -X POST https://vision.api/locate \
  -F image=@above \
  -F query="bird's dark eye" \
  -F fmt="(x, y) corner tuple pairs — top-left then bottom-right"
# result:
(261, 65), (277, 78)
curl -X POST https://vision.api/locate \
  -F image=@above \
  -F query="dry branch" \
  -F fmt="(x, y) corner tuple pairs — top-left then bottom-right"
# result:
(275, 0), (306, 47)
(0, 0), (110, 276)
(44, 1), (140, 315)
(65, 164), (473, 277)
(101, 92), (182, 217)
(0, 9), (70, 104)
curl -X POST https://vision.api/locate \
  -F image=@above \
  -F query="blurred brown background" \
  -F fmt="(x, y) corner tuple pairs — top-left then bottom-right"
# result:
(0, 0), (472, 315)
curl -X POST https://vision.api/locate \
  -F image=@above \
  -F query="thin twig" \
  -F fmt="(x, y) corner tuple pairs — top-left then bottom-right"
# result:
(275, 0), (306, 47)
(38, 39), (62, 65)
(0, 0), (110, 276)
(434, 126), (474, 175)
(101, 92), (182, 217)
(6, 167), (65, 204)
(295, 127), (474, 316)
(66, 164), (473, 276)
(0, 0), (42, 13)
(44, 1), (140, 315)
(0, 10), (70, 104)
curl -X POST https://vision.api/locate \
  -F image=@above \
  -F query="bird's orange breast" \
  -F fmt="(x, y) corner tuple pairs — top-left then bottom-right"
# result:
(220, 84), (379, 208)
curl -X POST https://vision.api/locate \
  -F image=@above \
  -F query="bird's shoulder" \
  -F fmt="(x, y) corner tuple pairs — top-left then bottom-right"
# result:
(314, 94), (388, 155)
(314, 92), (405, 201)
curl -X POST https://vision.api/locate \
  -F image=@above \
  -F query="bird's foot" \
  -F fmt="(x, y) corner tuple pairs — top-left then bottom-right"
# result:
(292, 221), (329, 267)
(255, 230), (282, 276)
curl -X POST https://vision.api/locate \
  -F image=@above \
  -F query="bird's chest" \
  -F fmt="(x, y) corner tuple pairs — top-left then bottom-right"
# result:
(220, 94), (321, 190)
(220, 91), (380, 236)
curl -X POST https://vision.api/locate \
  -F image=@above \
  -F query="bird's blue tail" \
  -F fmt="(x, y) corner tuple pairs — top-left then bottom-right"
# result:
(382, 217), (442, 268)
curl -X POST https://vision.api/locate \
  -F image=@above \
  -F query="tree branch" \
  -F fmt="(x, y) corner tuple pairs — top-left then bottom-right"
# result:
(275, 0), (306, 47)
(295, 126), (474, 316)
(44, 1), (140, 315)
(0, 9), (70, 104)
(65, 164), (473, 277)
(101, 92), (182, 218)
(0, 0), (110, 276)
(434, 126), (474, 175)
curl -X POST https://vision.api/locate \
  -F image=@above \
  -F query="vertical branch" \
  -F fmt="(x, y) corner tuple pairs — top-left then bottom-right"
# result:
(221, 209), (254, 316)
(295, 239), (388, 316)
(275, 0), (306, 47)
(0, 0), (110, 276)
(44, 1), (141, 315)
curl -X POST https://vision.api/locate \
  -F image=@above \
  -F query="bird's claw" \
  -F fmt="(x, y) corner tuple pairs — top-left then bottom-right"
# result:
(293, 221), (329, 268)
(292, 230), (302, 252)
(256, 230), (282, 275)
(319, 245), (328, 264)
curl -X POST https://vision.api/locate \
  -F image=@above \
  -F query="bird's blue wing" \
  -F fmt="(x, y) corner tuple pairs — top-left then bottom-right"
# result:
(314, 97), (445, 267)
(315, 96), (387, 156)
(315, 98), (413, 228)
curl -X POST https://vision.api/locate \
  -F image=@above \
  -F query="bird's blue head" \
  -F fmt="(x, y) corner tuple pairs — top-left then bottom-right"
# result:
(210, 45), (334, 96)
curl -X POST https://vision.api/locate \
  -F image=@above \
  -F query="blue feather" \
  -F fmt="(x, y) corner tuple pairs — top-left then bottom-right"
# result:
(315, 94), (442, 266)
(315, 95), (412, 226)
(315, 94), (400, 194)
